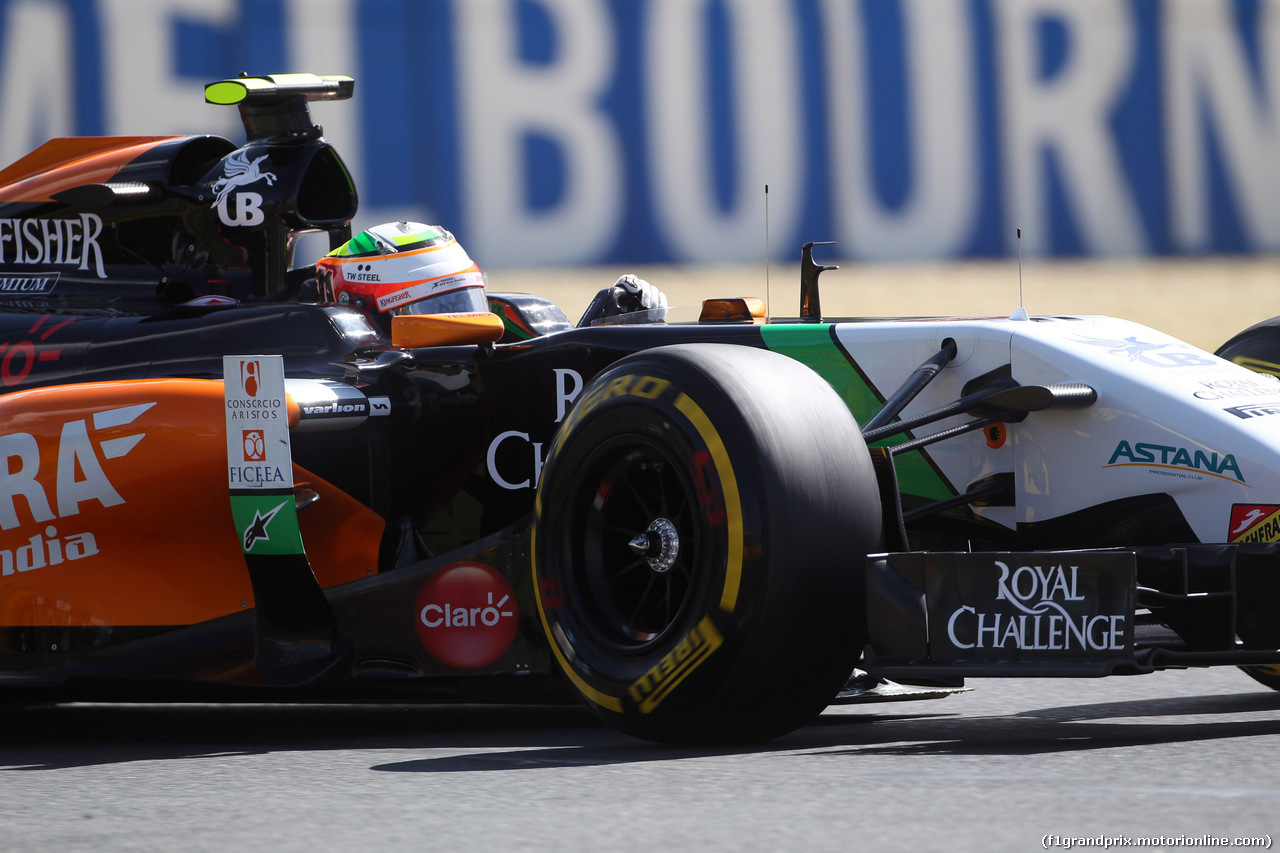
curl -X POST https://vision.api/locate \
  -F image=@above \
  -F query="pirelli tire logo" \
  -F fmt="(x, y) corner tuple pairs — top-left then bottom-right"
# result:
(559, 373), (672, 438)
(496, 371), (672, 493)
(628, 616), (724, 713)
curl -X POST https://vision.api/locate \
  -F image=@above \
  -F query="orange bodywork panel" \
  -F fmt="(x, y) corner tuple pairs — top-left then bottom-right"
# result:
(0, 379), (383, 628)
(0, 136), (181, 204)
(391, 312), (505, 348)
(699, 296), (767, 323)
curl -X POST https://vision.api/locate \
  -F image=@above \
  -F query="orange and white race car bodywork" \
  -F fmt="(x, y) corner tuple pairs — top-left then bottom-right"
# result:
(0, 379), (380, 636)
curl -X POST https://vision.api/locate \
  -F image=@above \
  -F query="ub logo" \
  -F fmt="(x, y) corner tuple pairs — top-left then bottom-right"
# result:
(213, 150), (276, 227)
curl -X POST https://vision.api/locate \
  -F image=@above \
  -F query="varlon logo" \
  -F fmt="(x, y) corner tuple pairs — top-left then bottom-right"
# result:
(1104, 439), (1245, 483)
(0, 214), (106, 278)
(301, 401), (367, 417)
(946, 561), (1127, 652)
(0, 402), (152, 575)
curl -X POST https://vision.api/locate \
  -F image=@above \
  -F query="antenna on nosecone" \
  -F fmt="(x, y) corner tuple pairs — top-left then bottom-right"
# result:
(764, 184), (771, 320)
(1018, 228), (1023, 305)
(1010, 227), (1029, 321)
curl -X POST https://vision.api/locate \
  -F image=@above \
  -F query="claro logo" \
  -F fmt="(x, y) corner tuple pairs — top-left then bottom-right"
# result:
(0, 402), (152, 576)
(414, 562), (518, 668)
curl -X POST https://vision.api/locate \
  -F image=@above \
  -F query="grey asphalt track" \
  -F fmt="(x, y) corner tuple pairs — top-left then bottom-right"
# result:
(2, 667), (1277, 852)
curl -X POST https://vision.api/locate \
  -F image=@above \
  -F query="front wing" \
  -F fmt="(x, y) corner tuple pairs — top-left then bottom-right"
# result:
(866, 545), (1280, 679)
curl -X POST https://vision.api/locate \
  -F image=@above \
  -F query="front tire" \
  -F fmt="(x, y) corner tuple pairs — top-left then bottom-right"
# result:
(1241, 665), (1280, 692)
(532, 344), (882, 743)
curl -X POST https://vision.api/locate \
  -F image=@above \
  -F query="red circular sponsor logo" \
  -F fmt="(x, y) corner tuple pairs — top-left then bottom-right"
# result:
(414, 561), (518, 668)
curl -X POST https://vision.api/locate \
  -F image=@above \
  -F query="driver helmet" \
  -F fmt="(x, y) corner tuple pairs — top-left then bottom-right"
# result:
(317, 221), (487, 319)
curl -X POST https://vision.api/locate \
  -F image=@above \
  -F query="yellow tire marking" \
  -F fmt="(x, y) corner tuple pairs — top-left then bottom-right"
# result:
(674, 392), (744, 612)
(530, 382), (745, 715)
(629, 616), (724, 713)
(530, 519), (625, 714)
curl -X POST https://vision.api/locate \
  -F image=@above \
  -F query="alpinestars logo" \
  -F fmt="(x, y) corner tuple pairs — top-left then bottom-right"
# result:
(242, 500), (286, 550)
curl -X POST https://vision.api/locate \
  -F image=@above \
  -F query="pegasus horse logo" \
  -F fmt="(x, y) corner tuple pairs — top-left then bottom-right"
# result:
(212, 150), (277, 226)
(1073, 334), (1217, 369)
(212, 150), (277, 205)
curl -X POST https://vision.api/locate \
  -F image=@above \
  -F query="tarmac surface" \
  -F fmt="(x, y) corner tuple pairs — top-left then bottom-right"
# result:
(4, 257), (1280, 851)
(1, 668), (1278, 852)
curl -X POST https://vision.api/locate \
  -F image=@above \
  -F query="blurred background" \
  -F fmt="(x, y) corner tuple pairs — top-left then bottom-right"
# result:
(0, 0), (1276, 347)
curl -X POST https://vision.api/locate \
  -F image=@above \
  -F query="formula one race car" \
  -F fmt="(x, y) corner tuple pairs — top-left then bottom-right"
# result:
(4, 74), (1280, 744)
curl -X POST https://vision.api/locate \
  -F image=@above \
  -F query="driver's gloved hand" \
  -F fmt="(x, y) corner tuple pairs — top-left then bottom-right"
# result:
(613, 274), (668, 312)
(577, 274), (669, 327)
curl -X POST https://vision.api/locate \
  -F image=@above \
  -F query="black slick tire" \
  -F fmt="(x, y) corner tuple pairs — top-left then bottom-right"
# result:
(531, 343), (882, 744)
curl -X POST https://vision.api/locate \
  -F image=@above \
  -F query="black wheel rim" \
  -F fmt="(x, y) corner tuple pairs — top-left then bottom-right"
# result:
(561, 435), (706, 655)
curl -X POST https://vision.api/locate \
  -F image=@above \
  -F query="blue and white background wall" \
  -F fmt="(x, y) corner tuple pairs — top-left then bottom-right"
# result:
(0, 0), (1276, 267)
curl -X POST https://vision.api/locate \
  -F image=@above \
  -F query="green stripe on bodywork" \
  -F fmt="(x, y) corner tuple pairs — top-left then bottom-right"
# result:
(761, 324), (883, 422)
(761, 323), (954, 501)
